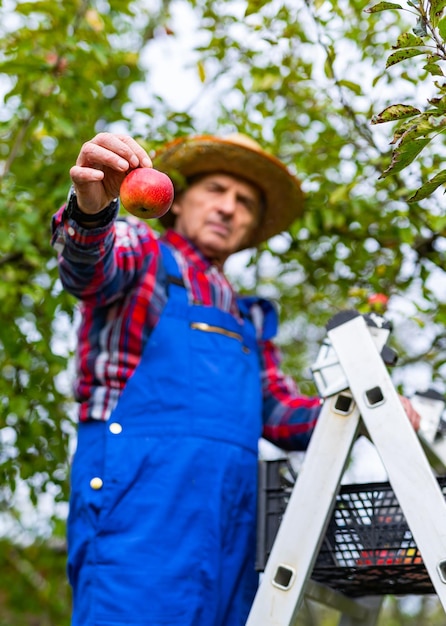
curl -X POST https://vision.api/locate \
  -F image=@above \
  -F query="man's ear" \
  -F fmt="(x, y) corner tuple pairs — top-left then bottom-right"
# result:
(170, 201), (181, 216)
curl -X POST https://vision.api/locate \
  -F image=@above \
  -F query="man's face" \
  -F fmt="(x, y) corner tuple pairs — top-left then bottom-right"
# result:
(171, 173), (262, 264)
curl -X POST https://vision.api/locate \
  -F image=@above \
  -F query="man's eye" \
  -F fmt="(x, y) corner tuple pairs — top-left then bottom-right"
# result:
(241, 200), (257, 213)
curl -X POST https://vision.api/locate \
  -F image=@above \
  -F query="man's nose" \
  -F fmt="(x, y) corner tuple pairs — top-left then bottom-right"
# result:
(217, 192), (237, 215)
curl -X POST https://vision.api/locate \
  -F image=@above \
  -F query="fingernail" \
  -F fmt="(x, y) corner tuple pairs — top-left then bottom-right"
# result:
(130, 155), (139, 167)
(118, 158), (129, 170)
(142, 157), (152, 168)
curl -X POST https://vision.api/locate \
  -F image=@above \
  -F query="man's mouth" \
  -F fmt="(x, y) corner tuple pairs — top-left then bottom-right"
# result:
(207, 221), (231, 237)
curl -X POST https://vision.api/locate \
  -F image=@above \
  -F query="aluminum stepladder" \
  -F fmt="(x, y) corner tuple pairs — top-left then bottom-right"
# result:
(247, 309), (446, 626)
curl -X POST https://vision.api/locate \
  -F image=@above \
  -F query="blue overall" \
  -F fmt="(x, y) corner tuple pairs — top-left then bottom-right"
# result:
(67, 242), (278, 626)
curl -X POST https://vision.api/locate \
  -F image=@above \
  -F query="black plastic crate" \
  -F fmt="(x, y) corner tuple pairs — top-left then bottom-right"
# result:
(256, 458), (445, 597)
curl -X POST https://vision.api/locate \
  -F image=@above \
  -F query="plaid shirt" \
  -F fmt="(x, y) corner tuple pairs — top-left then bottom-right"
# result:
(51, 205), (321, 450)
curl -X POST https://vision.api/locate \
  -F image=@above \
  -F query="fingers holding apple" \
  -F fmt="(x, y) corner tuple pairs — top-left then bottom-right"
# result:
(120, 168), (174, 219)
(71, 133), (154, 214)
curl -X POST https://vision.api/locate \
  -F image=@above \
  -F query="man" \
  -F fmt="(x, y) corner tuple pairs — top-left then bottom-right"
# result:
(52, 132), (420, 626)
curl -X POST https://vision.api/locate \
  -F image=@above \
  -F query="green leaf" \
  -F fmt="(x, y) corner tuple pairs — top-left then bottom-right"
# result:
(197, 60), (206, 83)
(324, 45), (335, 79)
(430, 0), (446, 26)
(379, 137), (430, 178)
(386, 48), (425, 68)
(393, 32), (425, 48)
(371, 104), (421, 124)
(394, 115), (444, 146)
(252, 72), (281, 90)
(428, 95), (446, 111)
(365, 1), (403, 13)
(245, 0), (269, 16)
(408, 169), (446, 201)
(423, 62), (444, 76)
(338, 80), (362, 95)
(388, 123), (415, 145)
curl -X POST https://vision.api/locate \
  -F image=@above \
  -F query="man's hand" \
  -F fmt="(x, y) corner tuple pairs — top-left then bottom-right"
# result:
(69, 133), (152, 214)
(399, 395), (421, 431)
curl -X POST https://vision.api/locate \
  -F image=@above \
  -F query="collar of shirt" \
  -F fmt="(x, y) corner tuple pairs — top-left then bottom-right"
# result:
(160, 228), (240, 315)
(161, 229), (219, 273)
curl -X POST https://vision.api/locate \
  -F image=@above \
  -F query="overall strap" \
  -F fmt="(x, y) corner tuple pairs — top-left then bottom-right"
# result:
(237, 296), (278, 341)
(158, 241), (188, 302)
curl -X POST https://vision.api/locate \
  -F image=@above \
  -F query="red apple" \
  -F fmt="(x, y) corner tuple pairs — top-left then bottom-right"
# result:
(120, 168), (174, 219)
(367, 293), (389, 315)
(367, 293), (389, 307)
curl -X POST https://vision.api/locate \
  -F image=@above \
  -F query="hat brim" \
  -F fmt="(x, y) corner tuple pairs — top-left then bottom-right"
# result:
(153, 136), (304, 250)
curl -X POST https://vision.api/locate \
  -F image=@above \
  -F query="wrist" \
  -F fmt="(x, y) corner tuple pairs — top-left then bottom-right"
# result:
(64, 187), (118, 227)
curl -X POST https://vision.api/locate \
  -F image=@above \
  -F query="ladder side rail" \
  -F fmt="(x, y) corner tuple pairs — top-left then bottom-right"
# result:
(328, 315), (446, 609)
(247, 393), (361, 626)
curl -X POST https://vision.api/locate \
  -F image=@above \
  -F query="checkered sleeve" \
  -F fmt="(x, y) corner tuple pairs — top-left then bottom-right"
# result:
(51, 205), (157, 306)
(260, 338), (322, 451)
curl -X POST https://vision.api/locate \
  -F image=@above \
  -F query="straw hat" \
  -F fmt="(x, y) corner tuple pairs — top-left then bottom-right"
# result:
(154, 134), (304, 249)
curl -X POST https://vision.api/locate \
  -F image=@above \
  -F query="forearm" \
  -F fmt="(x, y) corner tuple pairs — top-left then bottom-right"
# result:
(51, 192), (158, 305)
(262, 396), (321, 451)
(51, 199), (119, 301)
(260, 339), (322, 450)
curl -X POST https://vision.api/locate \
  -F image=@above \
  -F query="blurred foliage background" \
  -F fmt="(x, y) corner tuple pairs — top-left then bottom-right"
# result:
(1, 0), (446, 623)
